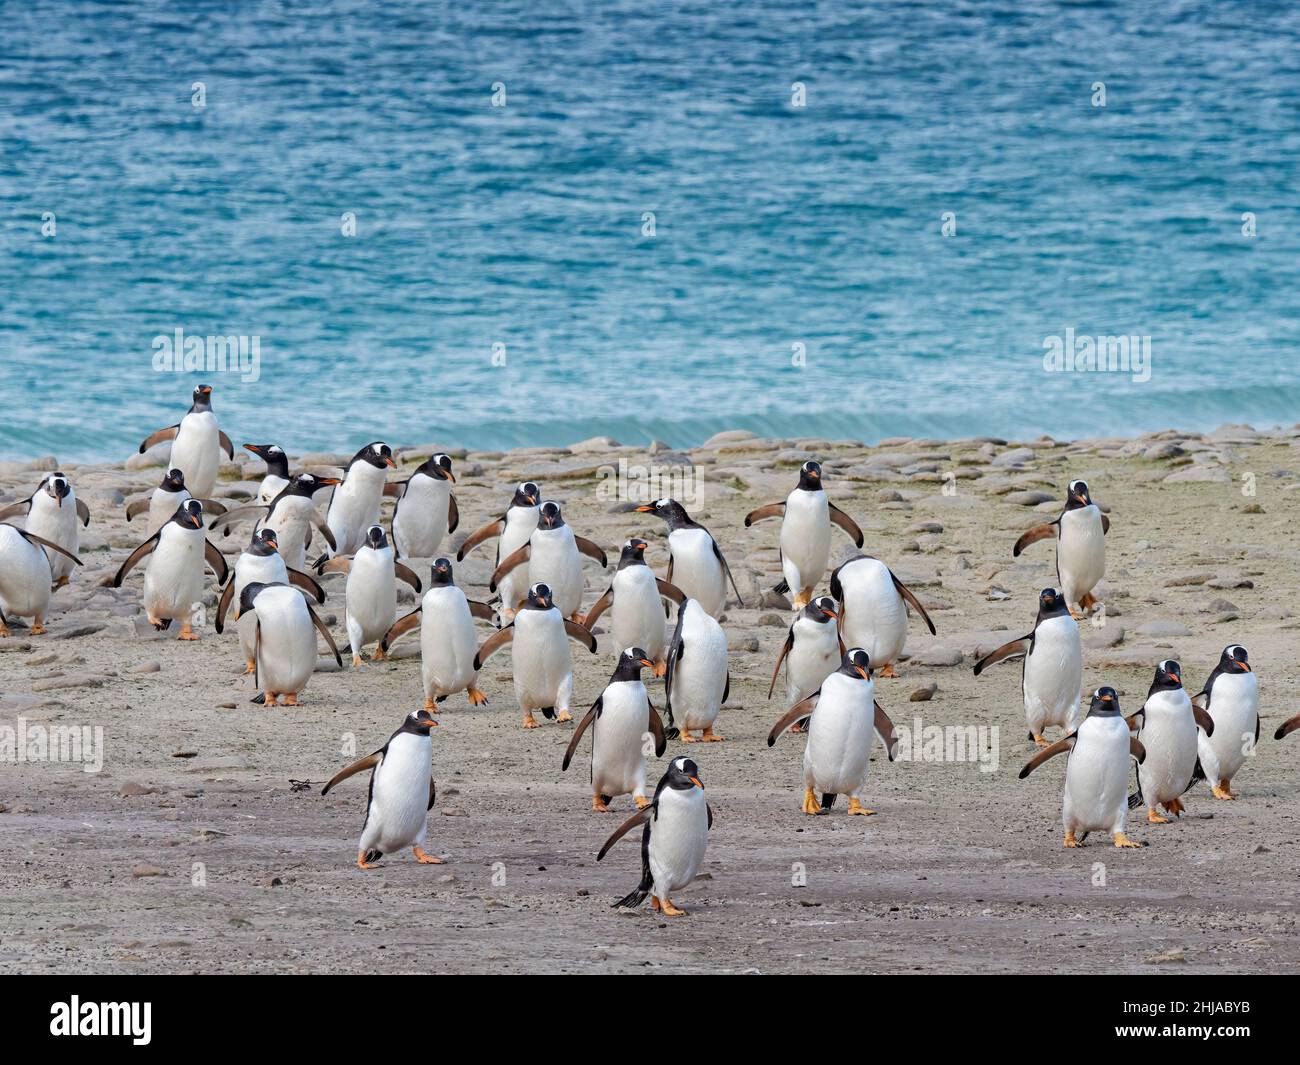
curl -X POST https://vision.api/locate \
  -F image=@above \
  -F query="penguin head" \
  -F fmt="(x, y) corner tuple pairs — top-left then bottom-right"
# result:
(238, 581), (273, 616)
(804, 596), (837, 623)
(250, 528), (279, 555)
(244, 443), (289, 474)
(175, 498), (204, 528)
(43, 473), (71, 505)
(289, 473), (340, 496)
(618, 538), (649, 567)
(797, 460), (823, 490)
(355, 442), (396, 470)
(1088, 686), (1121, 717)
(1152, 659), (1183, 690)
(1220, 644), (1251, 673)
(416, 453), (455, 482)
(512, 481), (540, 508)
(429, 557), (454, 585)
(403, 708), (438, 732)
(1037, 587), (1067, 618)
(613, 646), (656, 680)
(525, 583), (554, 610)
(1066, 479), (1093, 508)
(364, 525), (389, 551)
(191, 384), (214, 410)
(666, 756), (703, 790)
(161, 467), (187, 493)
(635, 498), (688, 526)
(839, 646), (872, 680)
(538, 501), (564, 529)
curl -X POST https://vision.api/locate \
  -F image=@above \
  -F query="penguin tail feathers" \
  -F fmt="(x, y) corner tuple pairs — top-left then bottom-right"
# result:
(363, 849), (383, 865)
(664, 726), (680, 740)
(311, 553), (329, 574)
(251, 692), (266, 705)
(541, 707), (556, 720)
(773, 578), (790, 595)
(1078, 831), (1091, 844)
(821, 793), (837, 810)
(1182, 758), (1207, 796)
(613, 883), (651, 910)
(1126, 791), (1142, 810)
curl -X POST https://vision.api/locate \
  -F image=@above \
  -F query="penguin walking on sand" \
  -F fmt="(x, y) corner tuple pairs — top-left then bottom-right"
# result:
(320, 708), (442, 869)
(214, 529), (325, 674)
(596, 756), (712, 918)
(238, 581), (342, 706)
(1125, 660), (1215, 823)
(830, 555), (935, 678)
(390, 452), (458, 561)
(582, 538), (685, 674)
(126, 467), (228, 535)
(319, 525), (422, 667)
(768, 596), (843, 734)
(138, 384), (234, 500)
(1013, 479), (1109, 619)
(489, 500), (606, 620)
(0, 523), (82, 636)
(744, 460), (864, 609)
(0, 473), (90, 588)
(767, 647), (899, 816)
(1018, 687), (1146, 848)
(242, 444), (291, 505)
(473, 582), (597, 729)
(381, 557), (497, 711)
(1192, 645), (1259, 800)
(457, 481), (541, 624)
(212, 473), (339, 571)
(973, 587), (1083, 746)
(563, 648), (668, 812)
(322, 442), (396, 560)
(663, 598), (730, 743)
(112, 499), (229, 640)
(635, 499), (743, 619)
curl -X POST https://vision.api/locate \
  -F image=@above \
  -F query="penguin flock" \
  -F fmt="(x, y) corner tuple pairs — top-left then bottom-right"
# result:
(0, 385), (1294, 917)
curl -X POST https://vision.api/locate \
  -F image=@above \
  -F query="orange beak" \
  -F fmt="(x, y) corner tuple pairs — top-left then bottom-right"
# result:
(635, 504), (655, 513)
(319, 477), (341, 486)
(265, 536), (278, 551)
(689, 777), (703, 789)
(1169, 673), (1179, 685)
(821, 607), (837, 619)
(442, 469), (456, 483)
(640, 658), (655, 669)
(855, 665), (869, 679)
(1236, 659), (1251, 672)
(385, 457), (396, 468)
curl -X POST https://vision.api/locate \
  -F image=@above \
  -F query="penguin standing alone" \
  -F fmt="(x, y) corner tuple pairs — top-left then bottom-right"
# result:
(973, 587), (1083, 746)
(320, 709), (443, 869)
(390, 452), (458, 561)
(664, 598), (730, 743)
(457, 481), (540, 623)
(1013, 479), (1109, 619)
(635, 499), (743, 619)
(1018, 687), (1146, 848)
(1192, 645), (1259, 800)
(0, 473), (90, 587)
(563, 648), (667, 811)
(744, 460), (864, 609)
(0, 523), (82, 635)
(1125, 660), (1215, 823)
(596, 756), (712, 917)
(830, 554), (935, 678)
(137, 384), (234, 500)
(582, 539), (685, 675)
(319, 525), (422, 667)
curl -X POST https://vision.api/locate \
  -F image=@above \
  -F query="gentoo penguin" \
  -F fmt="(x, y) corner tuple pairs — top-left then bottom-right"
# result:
(744, 460), (864, 609)
(214, 528), (325, 674)
(829, 555), (935, 678)
(596, 756), (712, 917)
(243, 443), (291, 505)
(768, 595), (843, 733)
(663, 598), (730, 743)
(1019, 687), (1146, 848)
(138, 383), (234, 500)
(126, 467), (228, 535)
(973, 587), (1083, 746)
(1125, 660), (1215, 823)
(1192, 645), (1259, 800)
(1013, 479), (1109, 618)
(583, 538), (685, 675)
(0, 523), (82, 636)
(635, 498), (742, 619)
(390, 452), (458, 560)
(112, 499), (229, 639)
(473, 582), (597, 729)
(563, 648), (667, 811)
(0, 473), (90, 588)
(489, 500), (606, 621)
(211, 473), (339, 571)
(322, 442), (396, 560)
(238, 580), (341, 706)
(320, 708), (442, 869)
(457, 480), (541, 623)
(767, 647), (899, 816)
(319, 525), (421, 667)
(381, 557), (497, 711)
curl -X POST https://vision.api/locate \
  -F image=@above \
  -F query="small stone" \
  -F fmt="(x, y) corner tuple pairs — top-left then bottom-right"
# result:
(131, 661), (162, 673)
(118, 781), (158, 798)
(1135, 620), (1192, 638)
(909, 683), (938, 702)
(758, 613), (785, 627)
(132, 864), (165, 878)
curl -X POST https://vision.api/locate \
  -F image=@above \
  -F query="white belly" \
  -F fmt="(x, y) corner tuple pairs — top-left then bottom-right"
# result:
(803, 673), (875, 796)
(512, 610), (574, 711)
(838, 558), (907, 666)
(1197, 673), (1259, 786)
(149, 489), (188, 535)
(25, 493), (79, 581)
(143, 525), (205, 622)
(1137, 690), (1198, 806)
(497, 506), (539, 611)
(258, 474), (288, 506)
(1057, 506), (1105, 605)
(669, 527), (726, 618)
(327, 465), (385, 555)
(233, 553), (289, 659)
(393, 475), (450, 559)
(1063, 716), (1131, 834)
(254, 587), (318, 695)
(1023, 615), (1083, 733)
(0, 526), (51, 619)
(528, 528), (583, 618)
(591, 682), (650, 799)
(786, 617), (840, 704)
(345, 548), (396, 648)
(420, 588), (479, 696)
(780, 489), (830, 593)
(170, 411), (220, 499)
(360, 733), (432, 855)
(649, 786), (709, 897)
(611, 566), (667, 659)
(673, 609), (728, 730)
(265, 496), (318, 571)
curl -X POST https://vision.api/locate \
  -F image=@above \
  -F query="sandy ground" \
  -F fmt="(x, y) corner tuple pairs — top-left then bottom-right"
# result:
(2, 425), (1299, 974)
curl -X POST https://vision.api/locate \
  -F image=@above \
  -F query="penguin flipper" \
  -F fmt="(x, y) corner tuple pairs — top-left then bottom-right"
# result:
(647, 698), (667, 757)
(1193, 705), (1216, 737)
(10, 526), (84, 568)
(489, 543), (530, 591)
(574, 536), (608, 567)
(874, 701), (899, 761)
(563, 619), (598, 653)
(111, 532), (160, 586)
(217, 431), (235, 459)
(972, 636), (1030, 676)
(381, 607), (422, 652)
(768, 629), (794, 699)
(209, 504), (268, 533)
(447, 494), (459, 534)
(196, 498), (228, 517)
(394, 562), (423, 593)
(309, 510), (337, 551)
(74, 498), (91, 527)
(711, 537), (745, 608)
(456, 516), (504, 561)
(320, 751), (382, 795)
(428, 777), (437, 811)
(582, 587), (613, 629)
(307, 604), (344, 667)
(138, 425), (178, 453)
(124, 498), (151, 521)
(655, 578), (686, 608)
(382, 481), (406, 499)
(1017, 735), (1076, 778)
(562, 698), (601, 771)
(214, 577), (237, 634)
(890, 570), (936, 635)
(1101, 512), (1110, 535)
(1013, 523), (1057, 557)
(597, 804), (654, 861)
(767, 693), (819, 746)
(473, 624), (515, 670)
(203, 539), (230, 584)
(286, 567), (326, 604)
(1275, 713), (1300, 741)
(828, 502), (865, 548)
(0, 500), (30, 521)
(1130, 738), (1146, 765)
(743, 502), (785, 526)
(318, 556), (352, 576)
(467, 599), (496, 623)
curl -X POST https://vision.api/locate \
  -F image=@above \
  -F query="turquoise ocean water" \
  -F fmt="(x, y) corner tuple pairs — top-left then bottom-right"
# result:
(1, 0), (1298, 460)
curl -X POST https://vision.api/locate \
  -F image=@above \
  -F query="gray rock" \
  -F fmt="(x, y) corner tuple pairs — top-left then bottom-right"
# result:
(1135, 620), (1193, 638)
